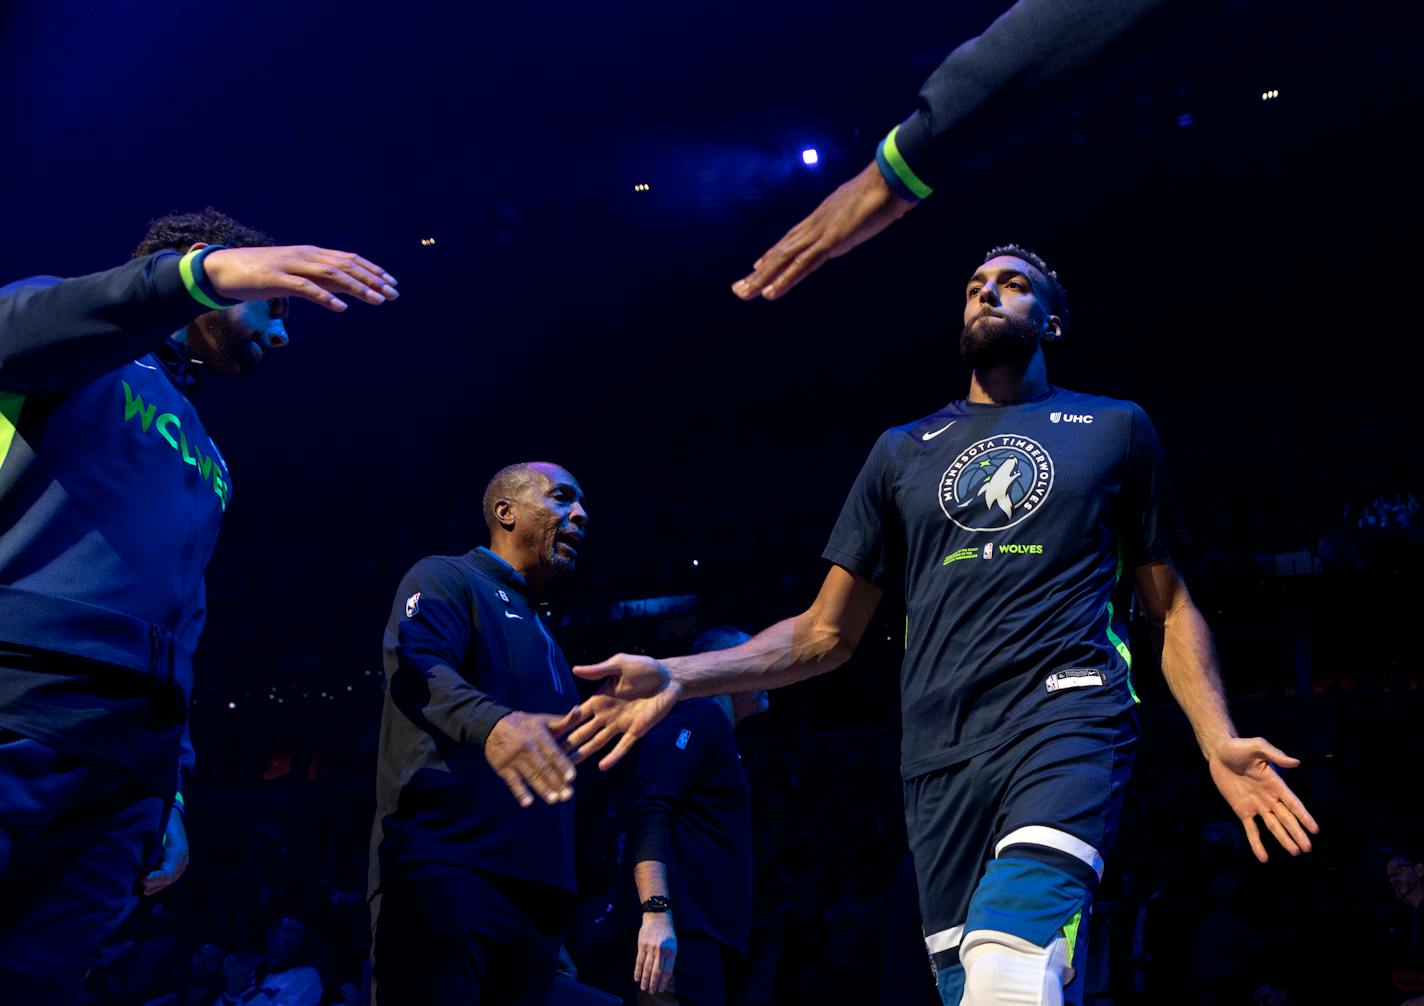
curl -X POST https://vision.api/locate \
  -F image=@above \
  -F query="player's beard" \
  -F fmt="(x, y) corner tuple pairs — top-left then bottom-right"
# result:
(191, 311), (263, 377)
(959, 312), (1041, 371)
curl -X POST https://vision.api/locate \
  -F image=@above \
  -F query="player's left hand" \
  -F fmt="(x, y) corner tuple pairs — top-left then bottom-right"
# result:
(1207, 736), (1319, 863)
(142, 806), (190, 895)
(730, 160), (915, 301)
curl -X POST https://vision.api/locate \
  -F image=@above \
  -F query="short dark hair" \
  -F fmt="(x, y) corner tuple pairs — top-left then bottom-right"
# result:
(1383, 844), (1423, 869)
(482, 463), (545, 535)
(132, 207), (273, 259)
(983, 243), (1069, 330)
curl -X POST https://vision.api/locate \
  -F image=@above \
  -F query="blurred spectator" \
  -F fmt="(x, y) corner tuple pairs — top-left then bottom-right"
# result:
(1191, 873), (1271, 1004)
(258, 917), (322, 1006)
(1384, 847), (1424, 1006)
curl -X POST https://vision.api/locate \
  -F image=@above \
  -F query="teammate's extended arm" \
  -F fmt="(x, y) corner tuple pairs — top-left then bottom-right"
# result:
(1133, 561), (1319, 863)
(731, 0), (1172, 301)
(0, 245), (396, 394)
(566, 564), (883, 769)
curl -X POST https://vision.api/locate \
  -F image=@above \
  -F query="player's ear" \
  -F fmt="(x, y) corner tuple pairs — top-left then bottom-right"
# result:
(494, 498), (517, 532)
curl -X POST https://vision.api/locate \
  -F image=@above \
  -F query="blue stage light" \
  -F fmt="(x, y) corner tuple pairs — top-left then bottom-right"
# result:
(801, 148), (819, 166)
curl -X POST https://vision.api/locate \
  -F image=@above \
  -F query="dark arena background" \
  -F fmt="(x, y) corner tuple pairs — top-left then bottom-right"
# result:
(2, 1), (1421, 1004)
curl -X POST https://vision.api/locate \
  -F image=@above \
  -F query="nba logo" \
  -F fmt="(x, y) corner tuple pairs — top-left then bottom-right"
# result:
(982, 543), (994, 560)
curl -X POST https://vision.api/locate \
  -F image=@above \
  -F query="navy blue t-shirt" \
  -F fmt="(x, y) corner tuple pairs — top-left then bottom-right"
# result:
(824, 387), (1179, 779)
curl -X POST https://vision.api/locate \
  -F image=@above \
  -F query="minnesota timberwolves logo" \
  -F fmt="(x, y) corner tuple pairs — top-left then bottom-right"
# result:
(940, 435), (1055, 531)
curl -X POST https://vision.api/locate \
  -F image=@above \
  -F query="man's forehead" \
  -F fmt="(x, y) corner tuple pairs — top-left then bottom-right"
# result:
(528, 462), (583, 495)
(970, 255), (1046, 285)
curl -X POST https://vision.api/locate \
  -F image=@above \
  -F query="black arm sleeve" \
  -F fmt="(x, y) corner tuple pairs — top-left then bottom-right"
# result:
(0, 253), (206, 394)
(882, 0), (1177, 193)
(385, 558), (513, 748)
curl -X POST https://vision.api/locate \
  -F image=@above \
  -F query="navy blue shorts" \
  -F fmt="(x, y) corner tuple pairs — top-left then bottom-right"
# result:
(902, 712), (1137, 1006)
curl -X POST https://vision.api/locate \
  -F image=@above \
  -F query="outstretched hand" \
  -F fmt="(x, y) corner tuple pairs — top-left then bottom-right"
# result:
(730, 160), (915, 301)
(1207, 736), (1319, 862)
(202, 245), (399, 313)
(566, 654), (683, 770)
(485, 709), (583, 807)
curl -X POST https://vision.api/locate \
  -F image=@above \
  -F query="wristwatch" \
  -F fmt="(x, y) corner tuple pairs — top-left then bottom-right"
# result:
(640, 895), (672, 914)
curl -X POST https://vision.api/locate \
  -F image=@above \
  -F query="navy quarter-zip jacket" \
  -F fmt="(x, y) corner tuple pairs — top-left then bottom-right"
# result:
(370, 548), (579, 898)
(0, 254), (226, 793)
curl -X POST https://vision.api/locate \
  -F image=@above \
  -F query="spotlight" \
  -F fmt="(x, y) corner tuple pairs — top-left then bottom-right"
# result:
(420, 237), (436, 246)
(801, 148), (819, 166)
(227, 701), (237, 709)
(692, 559), (700, 567)
(633, 182), (651, 192)
(1261, 89), (1279, 101)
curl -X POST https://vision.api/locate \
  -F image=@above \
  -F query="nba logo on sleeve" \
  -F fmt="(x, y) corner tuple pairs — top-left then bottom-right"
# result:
(940, 435), (1055, 532)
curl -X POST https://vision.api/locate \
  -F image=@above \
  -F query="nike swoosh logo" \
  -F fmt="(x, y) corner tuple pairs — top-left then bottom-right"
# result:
(504, 611), (524, 620)
(922, 420), (957, 441)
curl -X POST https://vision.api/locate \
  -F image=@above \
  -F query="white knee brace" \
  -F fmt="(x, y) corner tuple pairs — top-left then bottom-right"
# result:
(959, 929), (1071, 1006)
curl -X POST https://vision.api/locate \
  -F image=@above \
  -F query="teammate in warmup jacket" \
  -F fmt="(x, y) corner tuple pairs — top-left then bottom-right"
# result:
(0, 209), (396, 1002)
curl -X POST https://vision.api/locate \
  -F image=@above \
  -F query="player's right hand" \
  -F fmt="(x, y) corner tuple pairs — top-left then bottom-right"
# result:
(201, 245), (399, 313)
(484, 709), (580, 807)
(567, 654), (683, 770)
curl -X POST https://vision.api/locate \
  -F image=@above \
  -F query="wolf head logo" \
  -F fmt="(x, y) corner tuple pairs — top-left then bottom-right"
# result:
(974, 457), (1020, 519)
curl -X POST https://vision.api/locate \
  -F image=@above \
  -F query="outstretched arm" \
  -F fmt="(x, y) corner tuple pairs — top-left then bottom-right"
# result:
(731, 0), (1173, 301)
(730, 162), (915, 301)
(566, 564), (883, 769)
(1, 245), (396, 394)
(1134, 561), (1319, 862)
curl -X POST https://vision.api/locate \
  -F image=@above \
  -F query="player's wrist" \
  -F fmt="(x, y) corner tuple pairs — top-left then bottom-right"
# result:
(1199, 729), (1239, 762)
(658, 657), (688, 695)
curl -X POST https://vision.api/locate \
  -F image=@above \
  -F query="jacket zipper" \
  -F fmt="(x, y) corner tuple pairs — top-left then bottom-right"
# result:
(532, 612), (564, 695)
